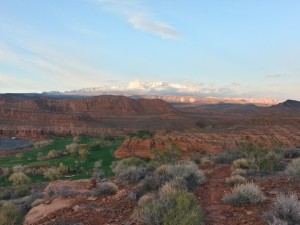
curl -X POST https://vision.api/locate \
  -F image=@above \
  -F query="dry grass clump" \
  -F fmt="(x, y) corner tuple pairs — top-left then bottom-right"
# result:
(94, 182), (118, 197)
(132, 189), (204, 225)
(286, 159), (300, 180)
(225, 175), (246, 187)
(0, 202), (23, 225)
(223, 182), (265, 206)
(265, 193), (300, 225)
(231, 168), (246, 176)
(33, 140), (52, 149)
(232, 158), (249, 169)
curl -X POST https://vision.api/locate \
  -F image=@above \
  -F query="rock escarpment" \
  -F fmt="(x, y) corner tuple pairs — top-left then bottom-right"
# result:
(0, 95), (189, 139)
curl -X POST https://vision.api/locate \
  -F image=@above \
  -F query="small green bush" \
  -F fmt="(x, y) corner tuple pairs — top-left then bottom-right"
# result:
(265, 193), (300, 225)
(0, 202), (23, 225)
(132, 190), (204, 225)
(94, 182), (118, 197)
(286, 159), (300, 180)
(223, 182), (265, 206)
(225, 175), (246, 187)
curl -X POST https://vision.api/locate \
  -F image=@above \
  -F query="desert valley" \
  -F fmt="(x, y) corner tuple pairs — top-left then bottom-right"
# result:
(0, 93), (300, 225)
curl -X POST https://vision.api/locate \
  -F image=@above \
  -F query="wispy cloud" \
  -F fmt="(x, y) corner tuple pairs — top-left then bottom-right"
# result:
(94, 0), (180, 39)
(265, 74), (288, 79)
(0, 42), (115, 92)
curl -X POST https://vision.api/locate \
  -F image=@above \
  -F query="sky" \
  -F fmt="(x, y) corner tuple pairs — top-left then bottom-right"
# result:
(0, 0), (299, 100)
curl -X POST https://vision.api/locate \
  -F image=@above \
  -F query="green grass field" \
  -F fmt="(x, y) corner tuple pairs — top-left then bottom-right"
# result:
(0, 136), (123, 187)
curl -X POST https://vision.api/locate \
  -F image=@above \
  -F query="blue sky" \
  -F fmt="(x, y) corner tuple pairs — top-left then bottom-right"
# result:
(0, 0), (299, 100)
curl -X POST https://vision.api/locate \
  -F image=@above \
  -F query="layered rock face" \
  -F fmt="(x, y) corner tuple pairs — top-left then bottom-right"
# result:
(0, 95), (189, 139)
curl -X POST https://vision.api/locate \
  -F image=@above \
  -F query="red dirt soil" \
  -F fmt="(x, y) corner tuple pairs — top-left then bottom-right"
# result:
(196, 164), (300, 225)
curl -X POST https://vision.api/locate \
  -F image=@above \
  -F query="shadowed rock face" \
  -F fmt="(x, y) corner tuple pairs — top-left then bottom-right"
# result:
(270, 100), (300, 111)
(0, 95), (190, 139)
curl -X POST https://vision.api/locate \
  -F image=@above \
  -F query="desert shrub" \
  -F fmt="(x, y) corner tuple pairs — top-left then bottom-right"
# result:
(283, 148), (300, 159)
(152, 144), (183, 164)
(12, 165), (27, 173)
(138, 193), (157, 207)
(0, 189), (14, 200)
(93, 166), (105, 183)
(160, 177), (188, 195)
(66, 143), (80, 153)
(94, 182), (118, 197)
(0, 202), (23, 225)
(31, 199), (44, 208)
(15, 185), (30, 197)
(33, 140), (52, 149)
(0, 167), (10, 177)
(213, 150), (244, 164)
(117, 166), (148, 184)
(43, 167), (61, 181)
(286, 159), (300, 180)
(225, 175), (246, 187)
(111, 157), (146, 174)
(9, 172), (31, 186)
(265, 193), (300, 225)
(231, 168), (247, 176)
(131, 190), (204, 225)
(232, 158), (249, 169)
(47, 150), (60, 159)
(128, 130), (154, 140)
(223, 182), (265, 206)
(164, 161), (205, 190)
(240, 142), (284, 172)
(138, 172), (171, 193)
(58, 163), (69, 175)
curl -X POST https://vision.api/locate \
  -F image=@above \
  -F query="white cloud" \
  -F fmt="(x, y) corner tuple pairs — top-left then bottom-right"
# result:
(94, 0), (180, 39)
(128, 14), (179, 39)
(0, 43), (114, 92)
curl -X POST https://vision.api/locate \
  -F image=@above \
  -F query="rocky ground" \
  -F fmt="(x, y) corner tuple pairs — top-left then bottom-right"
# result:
(22, 163), (300, 225)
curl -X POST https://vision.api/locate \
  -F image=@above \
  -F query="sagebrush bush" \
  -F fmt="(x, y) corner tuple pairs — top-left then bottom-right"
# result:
(231, 169), (246, 176)
(152, 144), (183, 164)
(213, 150), (243, 164)
(283, 148), (300, 159)
(132, 190), (204, 225)
(232, 158), (249, 169)
(223, 182), (265, 206)
(286, 159), (300, 180)
(117, 166), (147, 184)
(265, 193), (300, 225)
(111, 157), (146, 174)
(9, 172), (31, 186)
(165, 161), (206, 190)
(33, 140), (52, 149)
(138, 172), (170, 192)
(225, 175), (246, 187)
(0, 202), (23, 225)
(160, 177), (188, 195)
(94, 182), (118, 197)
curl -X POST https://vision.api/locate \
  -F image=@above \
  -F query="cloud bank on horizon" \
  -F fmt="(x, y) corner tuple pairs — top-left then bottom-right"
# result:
(0, 0), (300, 100)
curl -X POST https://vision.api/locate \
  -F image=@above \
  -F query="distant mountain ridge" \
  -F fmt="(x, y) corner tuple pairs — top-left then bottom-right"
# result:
(270, 100), (300, 111)
(43, 89), (282, 107)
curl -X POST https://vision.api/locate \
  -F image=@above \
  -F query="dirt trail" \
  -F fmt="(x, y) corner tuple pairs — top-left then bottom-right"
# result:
(196, 164), (267, 225)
